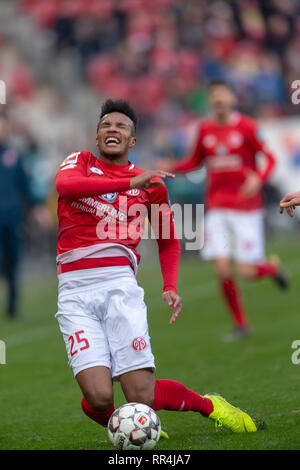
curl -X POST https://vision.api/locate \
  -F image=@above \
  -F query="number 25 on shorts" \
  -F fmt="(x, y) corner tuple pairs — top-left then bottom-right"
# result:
(68, 330), (90, 357)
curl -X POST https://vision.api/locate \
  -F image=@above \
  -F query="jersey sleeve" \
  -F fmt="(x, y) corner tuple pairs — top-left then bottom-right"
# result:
(174, 124), (205, 173)
(249, 123), (276, 183)
(56, 152), (131, 198)
(148, 180), (181, 293)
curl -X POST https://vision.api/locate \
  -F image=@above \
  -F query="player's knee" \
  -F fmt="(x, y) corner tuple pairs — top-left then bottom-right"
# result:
(216, 270), (232, 282)
(215, 261), (232, 280)
(125, 384), (155, 407)
(85, 389), (113, 412)
(236, 264), (254, 280)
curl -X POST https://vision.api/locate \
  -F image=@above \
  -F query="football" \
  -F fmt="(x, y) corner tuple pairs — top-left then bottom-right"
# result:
(107, 402), (161, 450)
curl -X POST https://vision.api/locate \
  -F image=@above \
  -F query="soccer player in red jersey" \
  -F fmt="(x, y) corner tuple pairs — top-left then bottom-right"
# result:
(157, 80), (289, 342)
(55, 98), (257, 436)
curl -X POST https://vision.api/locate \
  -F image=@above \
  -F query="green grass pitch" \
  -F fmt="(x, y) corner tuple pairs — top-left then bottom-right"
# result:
(1, 236), (300, 450)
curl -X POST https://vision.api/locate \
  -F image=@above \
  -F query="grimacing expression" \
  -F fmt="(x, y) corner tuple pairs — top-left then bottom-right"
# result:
(209, 85), (236, 116)
(96, 112), (136, 158)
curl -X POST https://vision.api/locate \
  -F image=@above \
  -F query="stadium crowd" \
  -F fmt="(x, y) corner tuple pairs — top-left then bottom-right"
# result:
(18, 0), (300, 126)
(0, 0), (298, 160)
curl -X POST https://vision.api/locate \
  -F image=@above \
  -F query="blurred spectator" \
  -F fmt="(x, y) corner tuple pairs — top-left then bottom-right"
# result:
(0, 114), (51, 318)
(251, 52), (286, 106)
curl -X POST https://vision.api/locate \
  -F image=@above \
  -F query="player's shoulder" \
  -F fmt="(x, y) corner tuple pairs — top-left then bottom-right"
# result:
(198, 118), (215, 132)
(238, 113), (258, 130)
(58, 151), (94, 170)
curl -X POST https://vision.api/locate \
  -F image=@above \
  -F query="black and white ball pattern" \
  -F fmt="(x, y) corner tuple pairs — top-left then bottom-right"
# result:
(108, 402), (161, 450)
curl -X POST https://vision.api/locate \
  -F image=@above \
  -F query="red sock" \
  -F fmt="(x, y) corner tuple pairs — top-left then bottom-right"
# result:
(221, 278), (248, 327)
(81, 397), (115, 427)
(255, 263), (278, 279)
(151, 379), (213, 417)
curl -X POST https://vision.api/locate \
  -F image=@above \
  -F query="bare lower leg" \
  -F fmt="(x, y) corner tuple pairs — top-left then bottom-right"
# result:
(215, 257), (233, 280)
(236, 263), (257, 280)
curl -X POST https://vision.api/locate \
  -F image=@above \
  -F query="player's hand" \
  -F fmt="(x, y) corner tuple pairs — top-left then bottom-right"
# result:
(130, 170), (175, 190)
(162, 291), (182, 325)
(240, 172), (262, 197)
(155, 157), (176, 172)
(279, 191), (300, 217)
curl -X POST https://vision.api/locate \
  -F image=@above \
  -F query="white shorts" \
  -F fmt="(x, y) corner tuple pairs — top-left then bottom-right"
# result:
(201, 209), (265, 264)
(55, 266), (155, 380)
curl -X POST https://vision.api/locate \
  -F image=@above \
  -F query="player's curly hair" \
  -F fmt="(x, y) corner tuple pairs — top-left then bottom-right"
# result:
(208, 79), (234, 92)
(98, 99), (138, 134)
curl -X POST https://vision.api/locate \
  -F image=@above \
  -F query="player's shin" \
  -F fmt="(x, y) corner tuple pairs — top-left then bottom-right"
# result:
(81, 397), (115, 427)
(220, 278), (249, 327)
(255, 262), (278, 279)
(151, 379), (213, 417)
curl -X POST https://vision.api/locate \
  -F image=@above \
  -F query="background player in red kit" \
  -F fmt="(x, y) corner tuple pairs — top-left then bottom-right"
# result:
(55, 99), (257, 434)
(157, 81), (289, 342)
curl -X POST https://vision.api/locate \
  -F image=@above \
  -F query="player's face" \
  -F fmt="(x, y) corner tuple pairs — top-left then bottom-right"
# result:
(209, 86), (236, 118)
(96, 112), (136, 159)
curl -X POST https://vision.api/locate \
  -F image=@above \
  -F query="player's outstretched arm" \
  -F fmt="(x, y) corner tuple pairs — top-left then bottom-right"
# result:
(156, 150), (203, 174)
(241, 121), (276, 197)
(130, 170), (175, 189)
(56, 152), (133, 198)
(56, 153), (174, 199)
(56, 171), (132, 198)
(279, 191), (300, 217)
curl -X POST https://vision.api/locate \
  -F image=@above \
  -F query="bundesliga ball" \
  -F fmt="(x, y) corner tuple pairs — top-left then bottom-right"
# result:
(108, 402), (161, 450)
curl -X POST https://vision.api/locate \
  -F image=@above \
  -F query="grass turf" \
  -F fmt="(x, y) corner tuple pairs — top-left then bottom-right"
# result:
(0, 236), (300, 450)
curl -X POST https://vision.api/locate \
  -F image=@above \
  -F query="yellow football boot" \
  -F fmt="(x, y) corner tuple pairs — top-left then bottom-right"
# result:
(269, 254), (290, 290)
(204, 393), (257, 433)
(160, 429), (169, 439)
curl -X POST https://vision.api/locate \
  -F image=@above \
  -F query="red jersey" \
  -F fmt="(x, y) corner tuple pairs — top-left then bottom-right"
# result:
(174, 112), (276, 211)
(56, 151), (180, 293)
